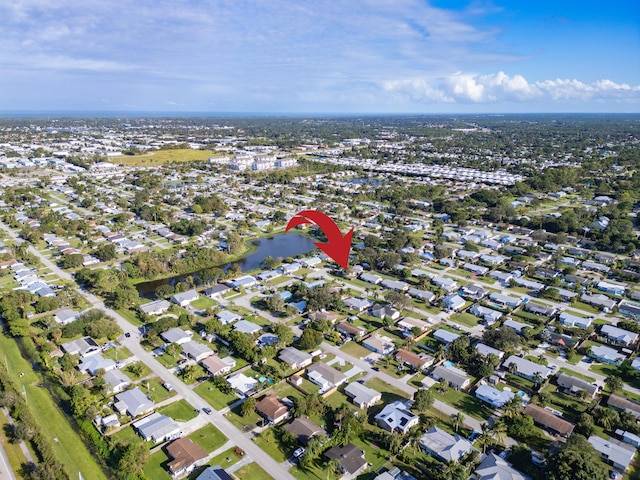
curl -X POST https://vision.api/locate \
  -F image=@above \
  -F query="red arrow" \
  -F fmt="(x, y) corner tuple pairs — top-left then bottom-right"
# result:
(285, 209), (353, 270)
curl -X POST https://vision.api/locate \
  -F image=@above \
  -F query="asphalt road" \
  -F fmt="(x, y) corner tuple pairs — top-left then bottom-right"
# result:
(0, 440), (17, 480)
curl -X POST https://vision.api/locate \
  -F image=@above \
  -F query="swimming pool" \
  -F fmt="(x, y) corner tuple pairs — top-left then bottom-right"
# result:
(518, 391), (526, 397)
(443, 361), (455, 367)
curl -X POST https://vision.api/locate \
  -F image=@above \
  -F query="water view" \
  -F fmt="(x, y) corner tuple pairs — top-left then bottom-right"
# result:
(136, 233), (318, 295)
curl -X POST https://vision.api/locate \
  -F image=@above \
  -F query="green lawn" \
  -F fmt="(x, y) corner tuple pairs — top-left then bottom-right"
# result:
(194, 382), (239, 410)
(253, 428), (289, 462)
(435, 387), (492, 421)
(0, 408), (29, 479)
(449, 312), (479, 327)
(188, 424), (227, 453)
(113, 148), (216, 166)
(110, 425), (142, 445)
(145, 377), (178, 403)
(157, 399), (198, 422)
(207, 446), (245, 469)
(125, 361), (152, 380)
(339, 341), (372, 359)
(233, 462), (274, 480)
(225, 406), (262, 432)
(0, 334), (109, 480)
(115, 308), (144, 326)
(102, 345), (133, 361)
(365, 377), (411, 401)
(143, 450), (171, 480)
(557, 368), (595, 383)
(191, 297), (218, 310)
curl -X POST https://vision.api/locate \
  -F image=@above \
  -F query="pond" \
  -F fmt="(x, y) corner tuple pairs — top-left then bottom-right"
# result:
(136, 233), (318, 296)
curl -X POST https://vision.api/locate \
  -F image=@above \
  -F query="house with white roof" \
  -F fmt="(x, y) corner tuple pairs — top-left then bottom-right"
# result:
(419, 426), (475, 463)
(181, 341), (214, 361)
(559, 311), (592, 329)
(227, 373), (259, 397)
(217, 309), (242, 325)
(54, 309), (80, 325)
(588, 435), (636, 472)
(590, 345), (625, 365)
(161, 328), (193, 345)
(474, 453), (530, 480)
(475, 384), (515, 408)
(503, 355), (553, 382)
(233, 320), (261, 335)
(170, 289), (200, 307)
(344, 382), (382, 409)
(374, 401), (419, 433)
(140, 299), (171, 316)
(433, 329), (459, 345)
(600, 324), (638, 347)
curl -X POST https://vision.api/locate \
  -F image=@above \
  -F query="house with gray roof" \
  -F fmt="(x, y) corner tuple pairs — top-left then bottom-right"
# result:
(503, 318), (531, 335)
(54, 309), (80, 325)
(475, 384), (515, 408)
(283, 416), (326, 445)
(181, 341), (214, 361)
(590, 345), (625, 365)
(559, 311), (592, 329)
(474, 453), (530, 480)
(588, 435), (636, 472)
(344, 382), (382, 409)
(419, 426), (475, 463)
(442, 294), (465, 311)
(217, 309), (241, 325)
(380, 279), (409, 291)
(196, 466), (233, 480)
(306, 362), (347, 393)
(78, 354), (116, 375)
(503, 355), (553, 382)
(475, 343), (504, 359)
(115, 387), (154, 417)
(140, 299), (171, 315)
(102, 369), (132, 394)
(278, 347), (313, 370)
(233, 319), (261, 335)
(61, 336), (101, 357)
(581, 293), (616, 312)
(360, 272), (382, 284)
(556, 373), (598, 398)
(470, 305), (502, 325)
(407, 288), (436, 303)
(170, 289), (200, 307)
(161, 327), (193, 345)
(133, 412), (181, 443)
(601, 324), (638, 347)
(433, 329), (459, 345)
(431, 364), (471, 390)
(344, 297), (373, 312)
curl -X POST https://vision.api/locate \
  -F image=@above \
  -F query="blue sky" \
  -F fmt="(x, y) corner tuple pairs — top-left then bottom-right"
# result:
(0, 0), (638, 113)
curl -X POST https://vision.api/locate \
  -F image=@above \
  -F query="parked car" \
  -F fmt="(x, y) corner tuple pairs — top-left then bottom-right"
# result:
(203, 407), (212, 415)
(293, 448), (305, 458)
(163, 382), (174, 391)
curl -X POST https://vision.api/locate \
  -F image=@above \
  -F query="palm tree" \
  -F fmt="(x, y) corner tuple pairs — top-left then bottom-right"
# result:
(490, 420), (507, 446)
(479, 422), (492, 453)
(451, 412), (464, 433)
(507, 362), (517, 375)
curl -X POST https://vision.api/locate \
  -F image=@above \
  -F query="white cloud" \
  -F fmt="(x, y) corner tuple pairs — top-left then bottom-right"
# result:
(383, 72), (640, 104)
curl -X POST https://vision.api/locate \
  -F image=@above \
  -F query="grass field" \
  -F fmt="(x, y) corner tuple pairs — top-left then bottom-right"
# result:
(0, 333), (109, 480)
(0, 408), (28, 479)
(194, 382), (239, 410)
(232, 462), (274, 480)
(143, 450), (171, 480)
(188, 424), (227, 453)
(208, 446), (245, 469)
(449, 312), (480, 327)
(112, 148), (217, 166)
(158, 399), (198, 422)
(191, 297), (218, 310)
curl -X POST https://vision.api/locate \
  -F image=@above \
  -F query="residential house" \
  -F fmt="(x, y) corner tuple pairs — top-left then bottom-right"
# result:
(255, 394), (290, 424)
(201, 355), (235, 376)
(619, 302), (640, 320)
(433, 276), (458, 293)
(597, 281), (626, 296)
(581, 293), (616, 312)
(396, 317), (430, 334)
(283, 416), (327, 445)
(524, 303), (556, 317)
(362, 334), (396, 355)
(463, 263), (489, 276)
(473, 453), (530, 480)
(475, 343), (505, 360)
(78, 354), (116, 375)
(217, 309), (242, 325)
(371, 304), (401, 321)
(170, 289), (199, 307)
(54, 309), (80, 325)
(324, 444), (367, 477)
(475, 384), (515, 408)
(609, 393), (640, 419)
(407, 288), (436, 303)
(139, 299), (171, 316)
(590, 345), (625, 365)
(503, 318), (531, 336)
(227, 275), (258, 289)
(374, 468), (418, 480)
(489, 293), (522, 308)
(442, 294), (465, 311)
(161, 328), (193, 345)
(431, 364), (471, 390)
(559, 312), (592, 329)
(115, 387), (154, 417)
(395, 349), (434, 370)
(344, 297), (373, 312)
(181, 340), (214, 361)
(227, 373), (259, 397)
(523, 404), (574, 437)
(433, 329), (460, 345)
(360, 272), (383, 285)
(61, 337), (101, 357)
(166, 437), (207, 477)
(503, 355), (553, 382)
(381, 279), (409, 291)
(419, 426), (475, 462)
(344, 382), (382, 409)
(278, 347), (313, 370)
(374, 401), (419, 433)
(470, 305), (502, 325)
(461, 284), (488, 300)
(556, 373), (598, 398)
(133, 412), (181, 443)
(234, 320), (261, 335)
(203, 284), (230, 299)
(308, 311), (339, 324)
(600, 324), (638, 347)
(615, 429), (640, 448)
(336, 321), (366, 339)
(588, 435), (636, 473)
(196, 466), (233, 480)
(306, 362), (347, 393)
(102, 369), (132, 394)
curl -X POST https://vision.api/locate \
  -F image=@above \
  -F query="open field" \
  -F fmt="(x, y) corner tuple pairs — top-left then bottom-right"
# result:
(112, 148), (217, 166)
(0, 333), (109, 480)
